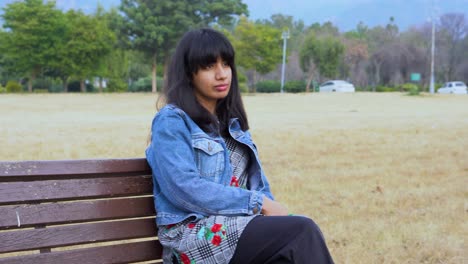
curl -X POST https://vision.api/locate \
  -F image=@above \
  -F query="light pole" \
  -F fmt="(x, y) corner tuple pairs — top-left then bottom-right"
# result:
(280, 29), (290, 94)
(429, 0), (436, 94)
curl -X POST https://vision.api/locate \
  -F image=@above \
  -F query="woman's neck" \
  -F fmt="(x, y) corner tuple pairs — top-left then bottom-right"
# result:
(198, 99), (216, 114)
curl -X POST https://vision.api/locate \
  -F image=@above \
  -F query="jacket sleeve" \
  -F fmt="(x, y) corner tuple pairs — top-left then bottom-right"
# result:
(245, 130), (275, 201)
(147, 110), (263, 216)
(259, 179), (275, 200)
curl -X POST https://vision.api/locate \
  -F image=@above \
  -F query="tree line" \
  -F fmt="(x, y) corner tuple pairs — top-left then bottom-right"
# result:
(0, 0), (466, 93)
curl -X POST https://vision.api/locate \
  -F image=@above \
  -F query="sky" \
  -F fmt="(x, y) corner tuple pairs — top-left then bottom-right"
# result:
(242, 0), (468, 31)
(1, 0), (467, 31)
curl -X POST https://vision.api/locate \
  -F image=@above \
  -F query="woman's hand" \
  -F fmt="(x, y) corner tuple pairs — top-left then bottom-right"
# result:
(261, 197), (289, 216)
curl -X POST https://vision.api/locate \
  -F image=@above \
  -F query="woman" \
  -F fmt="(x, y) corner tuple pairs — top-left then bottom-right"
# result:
(146, 28), (334, 264)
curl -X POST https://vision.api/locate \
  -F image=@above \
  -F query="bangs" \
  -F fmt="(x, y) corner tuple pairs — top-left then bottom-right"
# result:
(186, 30), (235, 74)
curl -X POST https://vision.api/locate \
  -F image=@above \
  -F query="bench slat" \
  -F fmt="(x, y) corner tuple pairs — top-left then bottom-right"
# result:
(0, 240), (162, 264)
(0, 197), (155, 229)
(0, 159), (150, 177)
(0, 218), (157, 253)
(0, 158), (162, 261)
(0, 175), (152, 205)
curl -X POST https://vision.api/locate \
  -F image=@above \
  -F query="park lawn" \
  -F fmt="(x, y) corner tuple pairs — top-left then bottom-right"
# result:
(1, 92), (466, 263)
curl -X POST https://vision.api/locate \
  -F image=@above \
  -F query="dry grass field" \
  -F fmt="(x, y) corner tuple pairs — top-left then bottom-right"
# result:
(1, 92), (467, 263)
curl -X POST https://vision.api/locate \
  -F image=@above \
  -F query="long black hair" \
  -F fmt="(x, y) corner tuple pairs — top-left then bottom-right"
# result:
(162, 28), (249, 136)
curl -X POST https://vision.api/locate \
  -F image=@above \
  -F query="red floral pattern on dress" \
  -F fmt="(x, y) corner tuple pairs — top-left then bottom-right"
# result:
(211, 223), (222, 233)
(180, 253), (191, 264)
(187, 223), (196, 229)
(212, 235), (222, 246)
(230, 176), (239, 187)
(197, 223), (227, 247)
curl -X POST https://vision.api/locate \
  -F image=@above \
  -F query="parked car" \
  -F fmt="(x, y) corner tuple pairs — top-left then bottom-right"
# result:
(319, 80), (355, 92)
(437, 81), (467, 94)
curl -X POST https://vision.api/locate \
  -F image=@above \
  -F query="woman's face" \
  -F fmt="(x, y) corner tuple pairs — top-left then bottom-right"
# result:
(192, 57), (232, 113)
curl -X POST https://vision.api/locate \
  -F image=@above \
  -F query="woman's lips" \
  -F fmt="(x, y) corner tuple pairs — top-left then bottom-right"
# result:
(215, 84), (229, 91)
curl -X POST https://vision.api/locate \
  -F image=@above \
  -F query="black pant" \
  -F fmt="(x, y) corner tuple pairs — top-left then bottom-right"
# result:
(229, 215), (334, 264)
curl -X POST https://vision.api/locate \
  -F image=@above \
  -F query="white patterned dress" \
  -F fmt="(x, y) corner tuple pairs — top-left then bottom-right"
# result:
(158, 136), (258, 264)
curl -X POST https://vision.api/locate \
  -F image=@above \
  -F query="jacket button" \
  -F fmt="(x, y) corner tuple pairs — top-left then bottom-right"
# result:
(208, 142), (213, 152)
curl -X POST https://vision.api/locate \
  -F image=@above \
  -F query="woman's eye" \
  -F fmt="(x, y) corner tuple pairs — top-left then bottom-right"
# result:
(203, 64), (214, 70)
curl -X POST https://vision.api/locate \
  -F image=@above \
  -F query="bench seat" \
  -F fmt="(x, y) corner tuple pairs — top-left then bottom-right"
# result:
(0, 158), (162, 264)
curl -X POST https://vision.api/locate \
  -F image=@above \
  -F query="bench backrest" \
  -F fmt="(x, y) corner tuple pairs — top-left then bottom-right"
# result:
(0, 158), (162, 264)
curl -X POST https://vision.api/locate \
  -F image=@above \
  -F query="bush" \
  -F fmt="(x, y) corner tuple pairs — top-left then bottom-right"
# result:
(67, 81), (81, 92)
(128, 77), (164, 92)
(6, 80), (22, 93)
(129, 77), (152, 92)
(0, 85), (5, 93)
(49, 84), (65, 93)
(32, 79), (52, 91)
(376, 85), (397, 92)
(400, 83), (419, 92)
(157, 78), (164, 91)
(406, 86), (420, 96)
(107, 78), (128, 92)
(284, 80), (306, 93)
(256, 80), (281, 93)
(355, 86), (369, 92)
(33, 89), (48, 93)
(237, 71), (248, 83)
(67, 80), (95, 93)
(238, 82), (249, 93)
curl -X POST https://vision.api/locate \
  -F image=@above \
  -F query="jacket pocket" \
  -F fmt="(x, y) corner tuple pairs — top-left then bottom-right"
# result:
(192, 138), (225, 178)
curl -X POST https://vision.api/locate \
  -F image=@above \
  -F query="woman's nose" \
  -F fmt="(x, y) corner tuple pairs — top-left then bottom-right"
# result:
(215, 64), (228, 79)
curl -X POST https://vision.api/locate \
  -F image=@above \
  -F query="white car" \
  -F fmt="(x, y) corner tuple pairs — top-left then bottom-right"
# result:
(437, 81), (467, 94)
(319, 80), (355, 92)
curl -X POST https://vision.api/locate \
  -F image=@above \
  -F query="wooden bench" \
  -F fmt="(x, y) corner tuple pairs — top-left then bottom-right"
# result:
(0, 158), (163, 264)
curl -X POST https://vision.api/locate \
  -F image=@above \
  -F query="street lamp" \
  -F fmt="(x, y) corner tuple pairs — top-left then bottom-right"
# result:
(280, 29), (290, 94)
(429, 0), (436, 94)
(429, 17), (435, 94)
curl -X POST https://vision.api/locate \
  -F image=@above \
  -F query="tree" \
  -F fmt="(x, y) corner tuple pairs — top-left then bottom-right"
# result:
(252, 14), (307, 86)
(0, 29), (7, 84)
(385, 16), (399, 40)
(306, 21), (340, 37)
(93, 7), (127, 93)
(96, 48), (131, 92)
(194, 0), (248, 27)
(229, 17), (282, 92)
(365, 17), (399, 54)
(126, 51), (152, 83)
(400, 27), (431, 90)
(0, 0), (66, 92)
(0, 29), (22, 86)
(368, 40), (425, 89)
(437, 13), (467, 81)
(299, 33), (344, 91)
(119, 0), (248, 93)
(456, 35), (468, 83)
(342, 38), (369, 88)
(60, 9), (115, 92)
(258, 14), (306, 51)
(119, 0), (190, 93)
(344, 21), (369, 41)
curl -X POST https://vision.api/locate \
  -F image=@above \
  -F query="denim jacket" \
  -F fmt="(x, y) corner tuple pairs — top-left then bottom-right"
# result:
(145, 104), (274, 226)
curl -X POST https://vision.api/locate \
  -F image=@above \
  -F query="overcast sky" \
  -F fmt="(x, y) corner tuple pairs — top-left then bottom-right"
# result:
(242, 0), (468, 30)
(2, 0), (467, 31)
